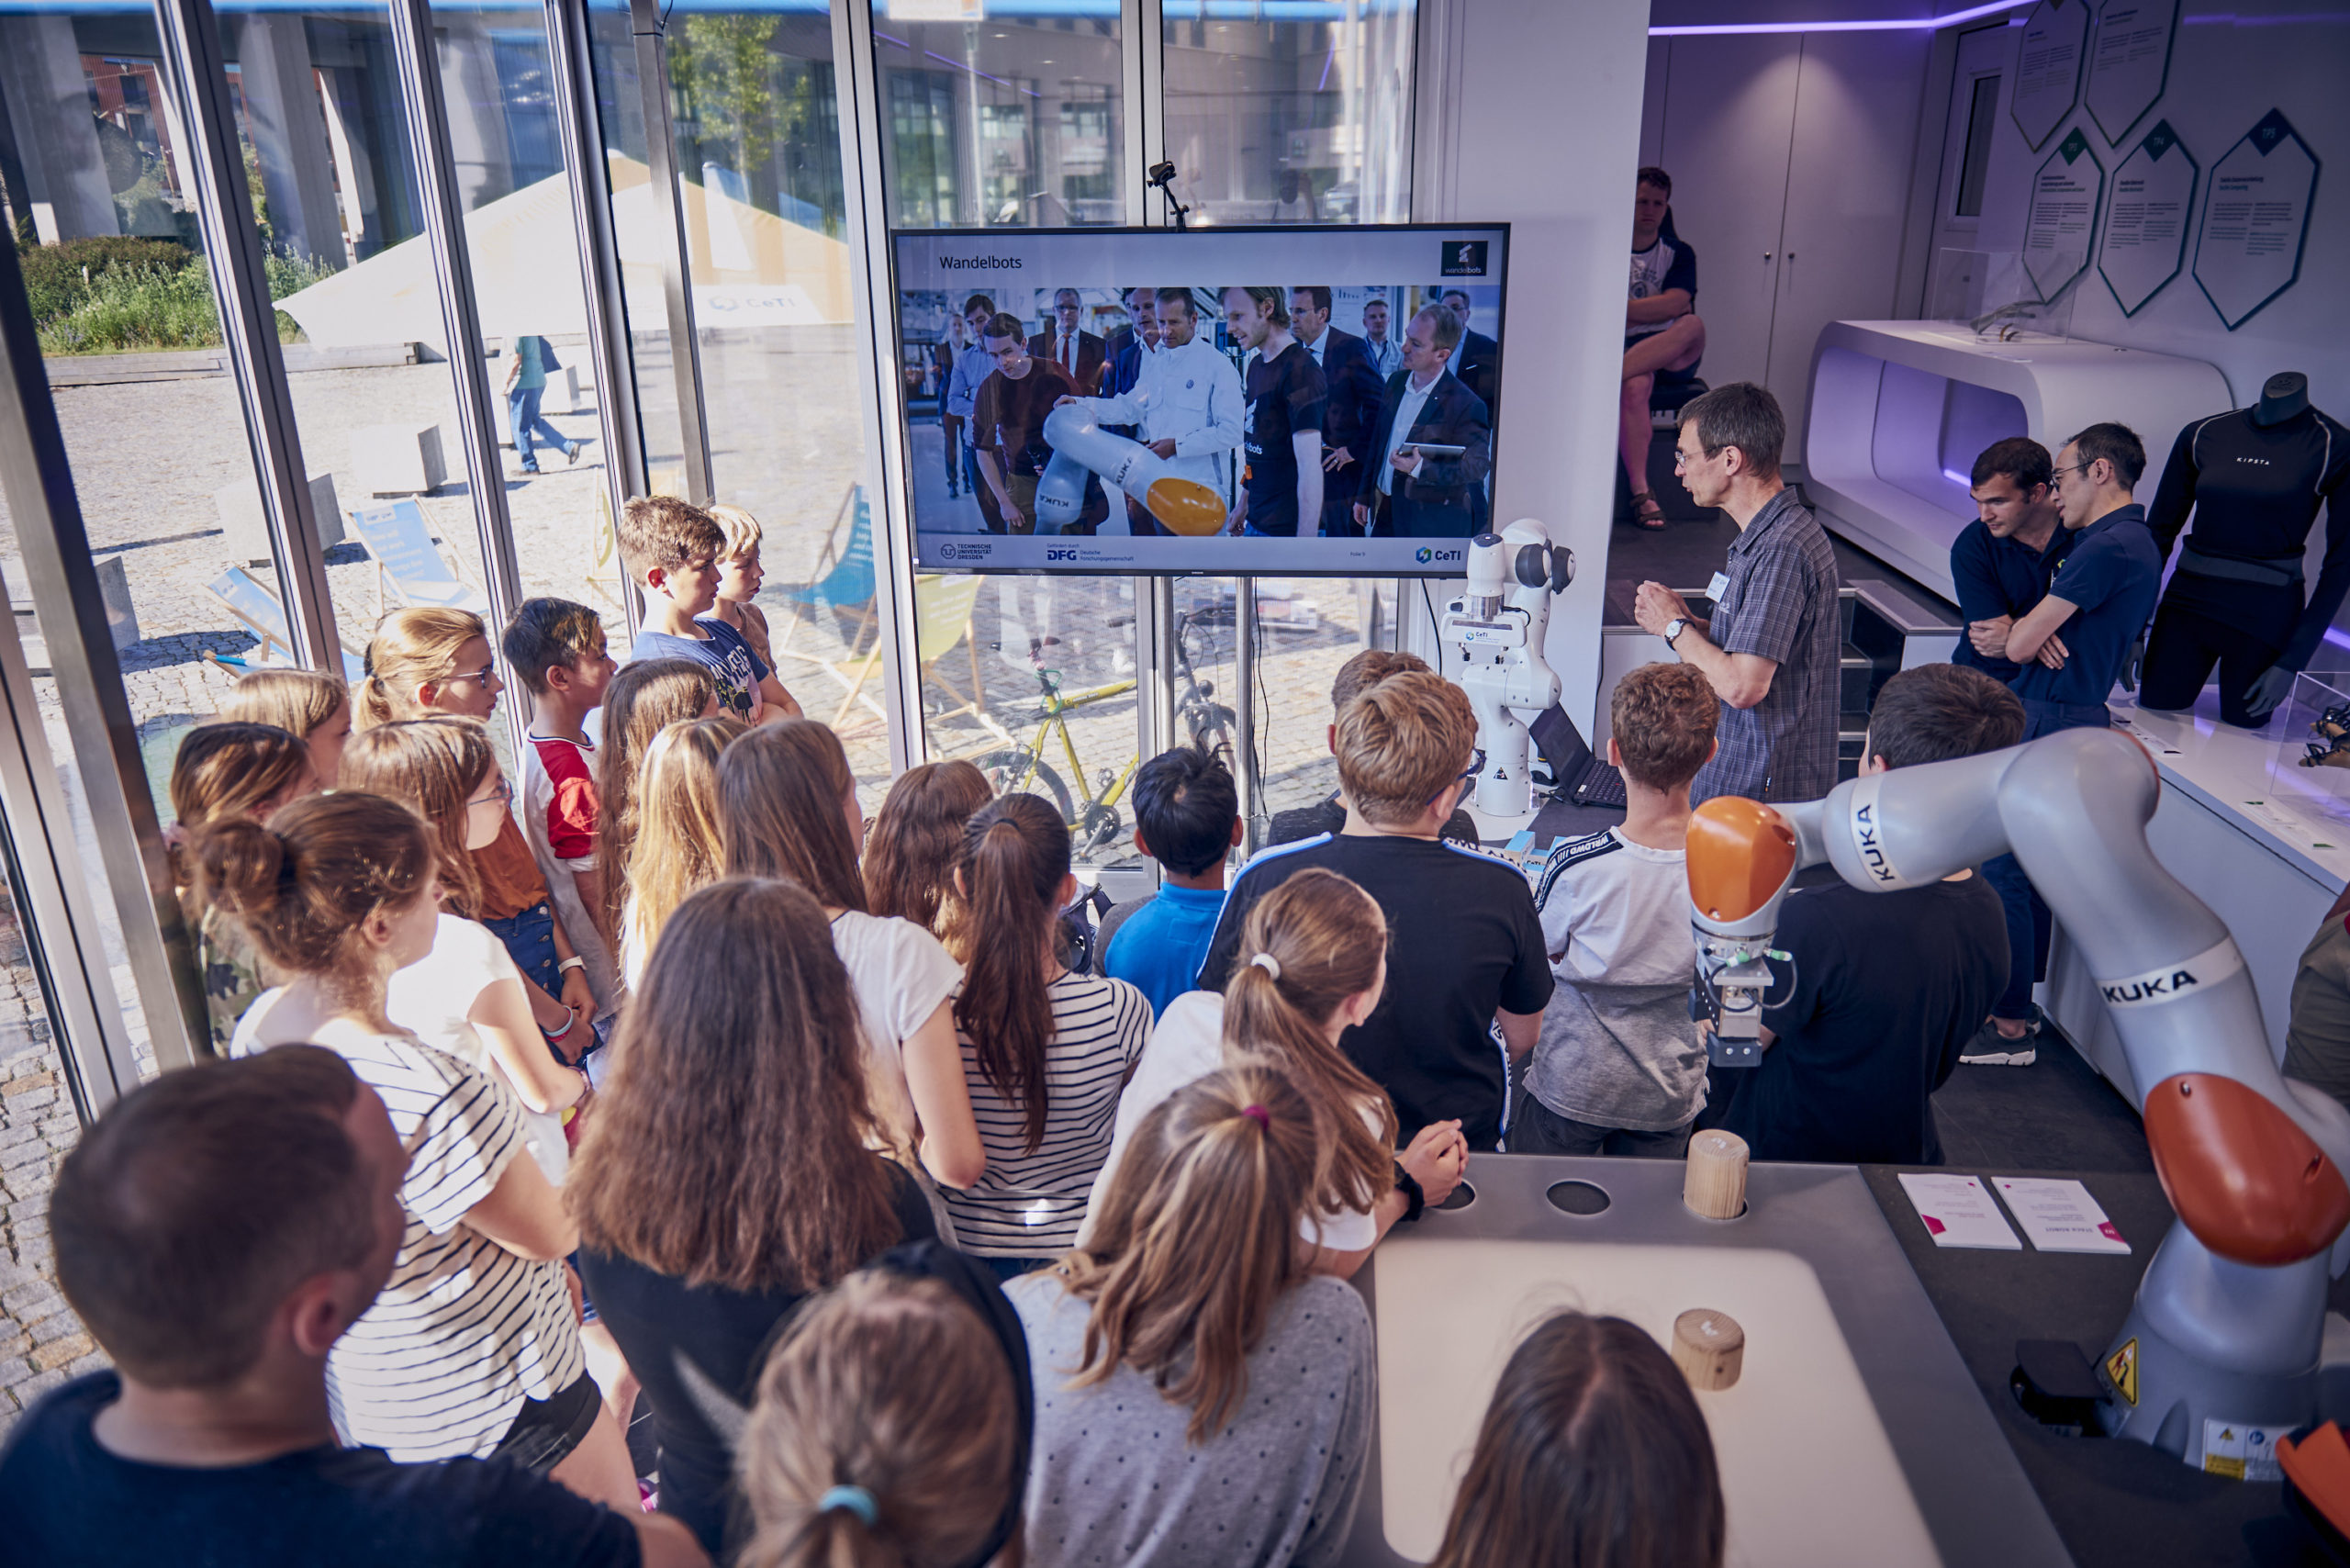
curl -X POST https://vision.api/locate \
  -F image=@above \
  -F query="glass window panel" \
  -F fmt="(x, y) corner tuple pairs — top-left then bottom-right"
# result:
(1954, 73), (2000, 220)
(1161, 2), (1417, 226)
(873, 0), (1125, 230)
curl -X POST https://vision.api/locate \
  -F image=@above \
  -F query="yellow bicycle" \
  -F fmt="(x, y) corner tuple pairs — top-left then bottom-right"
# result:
(974, 607), (1237, 856)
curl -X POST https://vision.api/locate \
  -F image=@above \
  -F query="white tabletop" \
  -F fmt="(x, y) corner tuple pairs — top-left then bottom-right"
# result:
(2111, 688), (2350, 893)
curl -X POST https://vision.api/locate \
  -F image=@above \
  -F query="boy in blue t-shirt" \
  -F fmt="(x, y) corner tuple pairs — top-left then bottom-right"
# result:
(617, 495), (801, 722)
(1102, 745), (1242, 1018)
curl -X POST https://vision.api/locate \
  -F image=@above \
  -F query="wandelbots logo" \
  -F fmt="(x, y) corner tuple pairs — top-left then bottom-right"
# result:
(939, 255), (1024, 271)
(1441, 241), (1487, 277)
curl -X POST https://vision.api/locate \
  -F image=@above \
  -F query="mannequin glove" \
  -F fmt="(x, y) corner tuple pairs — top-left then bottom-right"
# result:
(2244, 665), (2298, 723)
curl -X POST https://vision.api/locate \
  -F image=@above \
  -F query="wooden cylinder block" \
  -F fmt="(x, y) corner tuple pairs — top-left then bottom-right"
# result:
(1684, 1128), (1750, 1220)
(1673, 1307), (1745, 1391)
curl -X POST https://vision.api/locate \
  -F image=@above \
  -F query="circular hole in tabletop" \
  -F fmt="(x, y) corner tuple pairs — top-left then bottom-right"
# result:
(1545, 1179), (1612, 1216)
(1436, 1180), (1476, 1212)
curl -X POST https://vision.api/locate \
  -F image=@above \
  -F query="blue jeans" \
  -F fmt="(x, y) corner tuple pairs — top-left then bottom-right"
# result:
(1986, 702), (2112, 1020)
(509, 386), (571, 471)
(482, 901), (560, 1002)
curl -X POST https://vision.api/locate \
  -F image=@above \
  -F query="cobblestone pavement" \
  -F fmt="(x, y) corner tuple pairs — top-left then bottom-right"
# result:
(0, 329), (1371, 1433)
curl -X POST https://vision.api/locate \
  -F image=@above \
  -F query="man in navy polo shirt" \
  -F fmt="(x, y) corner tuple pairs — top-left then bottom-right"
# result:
(1964, 421), (2161, 1067)
(1950, 437), (2063, 687)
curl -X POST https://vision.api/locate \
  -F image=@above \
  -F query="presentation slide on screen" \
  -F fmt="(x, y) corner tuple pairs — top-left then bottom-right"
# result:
(895, 224), (1507, 577)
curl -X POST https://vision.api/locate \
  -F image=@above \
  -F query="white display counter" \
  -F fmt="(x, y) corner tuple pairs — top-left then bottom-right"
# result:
(1801, 320), (2232, 600)
(2044, 689), (2347, 1099)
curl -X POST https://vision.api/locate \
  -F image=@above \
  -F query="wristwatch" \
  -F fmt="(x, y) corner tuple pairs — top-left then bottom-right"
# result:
(1663, 617), (1687, 648)
(1393, 1161), (1427, 1224)
(557, 956), (587, 977)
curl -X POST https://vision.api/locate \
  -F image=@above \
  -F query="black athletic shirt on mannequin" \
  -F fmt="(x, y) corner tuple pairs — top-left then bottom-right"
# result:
(2148, 406), (2350, 670)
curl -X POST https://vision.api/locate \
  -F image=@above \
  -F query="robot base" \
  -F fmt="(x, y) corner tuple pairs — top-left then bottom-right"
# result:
(2093, 1219), (2327, 1471)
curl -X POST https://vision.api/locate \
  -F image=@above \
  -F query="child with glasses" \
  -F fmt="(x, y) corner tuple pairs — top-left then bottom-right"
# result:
(359, 608), (596, 1052)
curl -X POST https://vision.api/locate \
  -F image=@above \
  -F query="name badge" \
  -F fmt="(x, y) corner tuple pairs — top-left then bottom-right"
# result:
(1706, 570), (1730, 603)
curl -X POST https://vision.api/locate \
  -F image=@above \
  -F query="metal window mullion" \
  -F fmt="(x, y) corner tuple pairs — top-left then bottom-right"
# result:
(0, 244), (206, 1078)
(543, 0), (649, 637)
(628, 0), (714, 507)
(152, 0), (343, 675)
(1130, 0), (1169, 761)
(834, 0), (923, 774)
(385, 0), (525, 684)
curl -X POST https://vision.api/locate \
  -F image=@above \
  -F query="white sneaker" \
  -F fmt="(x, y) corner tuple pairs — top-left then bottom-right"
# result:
(1960, 1017), (2037, 1066)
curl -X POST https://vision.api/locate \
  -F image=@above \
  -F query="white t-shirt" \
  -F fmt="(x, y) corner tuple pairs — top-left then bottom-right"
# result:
(1527, 827), (1707, 1132)
(1081, 991), (1382, 1254)
(386, 913), (570, 1185)
(828, 908), (966, 1154)
(229, 995), (584, 1461)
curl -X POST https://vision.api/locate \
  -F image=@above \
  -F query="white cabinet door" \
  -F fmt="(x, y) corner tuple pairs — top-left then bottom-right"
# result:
(1769, 32), (1935, 444)
(1653, 36), (1803, 397)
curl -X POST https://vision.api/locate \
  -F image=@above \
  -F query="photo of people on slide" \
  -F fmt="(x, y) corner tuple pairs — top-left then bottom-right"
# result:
(909, 280), (1500, 547)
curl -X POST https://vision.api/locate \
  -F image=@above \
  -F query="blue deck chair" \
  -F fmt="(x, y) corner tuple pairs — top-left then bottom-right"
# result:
(346, 499), (491, 617)
(767, 484), (877, 670)
(203, 566), (366, 682)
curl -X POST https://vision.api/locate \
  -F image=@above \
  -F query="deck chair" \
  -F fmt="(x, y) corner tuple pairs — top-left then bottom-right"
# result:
(203, 566), (366, 682)
(769, 484), (877, 670)
(346, 500), (492, 617)
(584, 504), (627, 614)
(828, 574), (985, 731)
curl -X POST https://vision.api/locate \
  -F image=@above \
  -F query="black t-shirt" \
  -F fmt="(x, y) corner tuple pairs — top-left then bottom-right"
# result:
(1198, 833), (1552, 1148)
(974, 360), (1082, 478)
(575, 1161), (934, 1556)
(1241, 342), (1328, 536)
(1719, 874), (2008, 1165)
(1266, 791), (1479, 850)
(0, 1372), (639, 1568)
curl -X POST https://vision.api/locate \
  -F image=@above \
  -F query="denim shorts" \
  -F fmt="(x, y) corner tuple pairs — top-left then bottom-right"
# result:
(481, 901), (560, 1000)
(488, 1372), (599, 1474)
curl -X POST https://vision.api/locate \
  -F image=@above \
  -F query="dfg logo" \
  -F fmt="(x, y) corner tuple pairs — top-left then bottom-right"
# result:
(1045, 548), (1079, 561)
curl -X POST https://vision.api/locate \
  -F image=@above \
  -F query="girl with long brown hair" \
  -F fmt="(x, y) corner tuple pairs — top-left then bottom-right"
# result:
(591, 656), (718, 951)
(358, 608), (598, 1047)
(205, 792), (637, 1510)
(216, 666), (352, 786)
(168, 722), (318, 1053)
(1430, 1311), (1725, 1568)
(1012, 1062), (1372, 1565)
(569, 877), (935, 1558)
(342, 717), (588, 1182)
(618, 715), (744, 990)
(942, 792), (1148, 1271)
(739, 1261), (1028, 1568)
(864, 757), (992, 937)
(1082, 868), (1465, 1277)
(719, 722), (984, 1193)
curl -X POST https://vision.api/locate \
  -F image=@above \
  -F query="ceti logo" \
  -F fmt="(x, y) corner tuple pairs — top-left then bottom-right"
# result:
(1415, 547), (1433, 564)
(1414, 546), (1463, 565)
(1045, 547), (1079, 561)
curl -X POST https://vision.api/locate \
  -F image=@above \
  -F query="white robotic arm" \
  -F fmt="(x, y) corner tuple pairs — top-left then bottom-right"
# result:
(1443, 520), (1574, 819)
(1689, 725), (2350, 1469)
(1035, 404), (1227, 536)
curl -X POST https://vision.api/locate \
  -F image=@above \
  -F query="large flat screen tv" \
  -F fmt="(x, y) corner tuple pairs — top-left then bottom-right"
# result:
(894, 223), (1508, 577)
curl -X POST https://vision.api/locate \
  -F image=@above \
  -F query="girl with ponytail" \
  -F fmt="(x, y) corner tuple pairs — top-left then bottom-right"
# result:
(204, 793), (639, 1511)
(1012, 1063), (1374, 1564)
(593, 657), (719, 947)
(943, 793), (1148, 1271)
(864, 758), (992, 939)
(357, 606), (599, 1047)
(739, 1262), (1026, 1568)
(720, 722), (984, 1193)
(1082, 868), (1465, 1277)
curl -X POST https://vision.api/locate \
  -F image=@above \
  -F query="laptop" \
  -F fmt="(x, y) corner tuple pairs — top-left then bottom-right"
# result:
(1528, 704), (1627, 810)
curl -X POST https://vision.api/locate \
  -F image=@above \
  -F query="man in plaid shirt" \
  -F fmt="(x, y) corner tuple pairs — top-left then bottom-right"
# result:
(1633, 383), (1841, 804)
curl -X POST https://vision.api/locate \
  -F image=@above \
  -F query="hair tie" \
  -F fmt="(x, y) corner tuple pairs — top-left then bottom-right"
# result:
(818, 1484), (878, 1528)
(1242, 1103), (1270, 1130)
(1248, 952), (1282, 982)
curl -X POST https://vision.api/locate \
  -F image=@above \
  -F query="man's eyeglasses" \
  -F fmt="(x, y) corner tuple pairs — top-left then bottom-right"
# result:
(2050, 461), (2095, 483)
(467, 778), (514, 810)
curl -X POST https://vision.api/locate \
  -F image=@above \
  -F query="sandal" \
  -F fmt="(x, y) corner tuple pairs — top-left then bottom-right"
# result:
(1631, 492), (1666, 530)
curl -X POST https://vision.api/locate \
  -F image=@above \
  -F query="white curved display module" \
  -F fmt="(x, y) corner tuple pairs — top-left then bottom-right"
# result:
(1801, 319), (2230, 599)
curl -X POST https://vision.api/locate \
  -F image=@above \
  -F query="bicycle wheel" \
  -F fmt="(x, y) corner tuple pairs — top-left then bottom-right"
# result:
(975, 750), (1076, 823)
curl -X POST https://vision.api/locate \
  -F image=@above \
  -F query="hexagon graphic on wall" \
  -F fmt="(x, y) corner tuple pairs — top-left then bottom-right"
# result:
(2098, 120), (2197, 316)
(2025, 128), (2105, 302)
(2193, 109), (2320, 330)
(2085, 0), (2177, 147)
(2011, 0), (2089, 151)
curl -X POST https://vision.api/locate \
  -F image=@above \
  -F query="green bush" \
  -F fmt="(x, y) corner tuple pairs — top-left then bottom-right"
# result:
(37, 263), (223, 355)
(16, 235), (193, 325)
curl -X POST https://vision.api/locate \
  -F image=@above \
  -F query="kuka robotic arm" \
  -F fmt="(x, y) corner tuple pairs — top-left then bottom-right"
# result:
(1689, 726), (2350, 1266)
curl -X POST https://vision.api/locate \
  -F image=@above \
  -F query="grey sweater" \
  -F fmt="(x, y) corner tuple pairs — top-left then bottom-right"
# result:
(1008, 1271), (1373, 1568)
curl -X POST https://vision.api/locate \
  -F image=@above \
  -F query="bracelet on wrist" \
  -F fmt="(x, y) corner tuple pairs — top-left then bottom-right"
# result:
(544, 1014), (575, 1040)
(1393, 1160), (1427, 1225)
